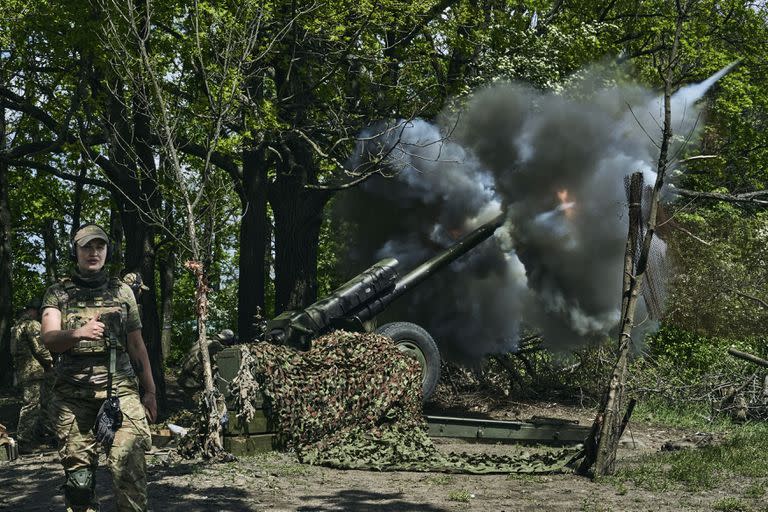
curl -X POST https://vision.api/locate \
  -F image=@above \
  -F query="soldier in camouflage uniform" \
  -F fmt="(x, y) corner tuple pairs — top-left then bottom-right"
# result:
(122, 272), (149, 300)
(178, 329), (234, 401)
(10, 297), (54, 450)
(41, 224), (157, 512)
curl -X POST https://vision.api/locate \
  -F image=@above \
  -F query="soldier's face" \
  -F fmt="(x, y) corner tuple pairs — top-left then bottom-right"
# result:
(76, 239), (108, 273)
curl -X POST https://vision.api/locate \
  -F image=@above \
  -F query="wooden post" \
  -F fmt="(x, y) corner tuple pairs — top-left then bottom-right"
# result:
(579, 1), (684, 476)
(579, 172), (643, 475)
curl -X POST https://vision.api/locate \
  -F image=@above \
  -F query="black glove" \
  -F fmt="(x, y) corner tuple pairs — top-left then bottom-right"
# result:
(93, 396), (123, 448)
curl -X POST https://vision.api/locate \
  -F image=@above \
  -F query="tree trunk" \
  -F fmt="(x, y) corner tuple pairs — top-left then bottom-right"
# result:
(580, 7), (682, 477)
(186, 260), (226, 457)
(238, 148), (269, 339)
(591, 172), (643, 476)
(578, 174), (646, 476)
(159, 251), (175, 361)
(116, 77), (166, 406)
(109, 202), (124, 272)
(0, 99), (13, 386)
(41, 218), (58, 284)
(270, 177), (331, 312)
(202, 205), (215, 283)
(122, 205), (167, 414)
(121, 48), (168, 414)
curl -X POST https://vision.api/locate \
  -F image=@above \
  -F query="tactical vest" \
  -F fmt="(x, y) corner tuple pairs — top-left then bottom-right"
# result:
(61, 278), (128, 356)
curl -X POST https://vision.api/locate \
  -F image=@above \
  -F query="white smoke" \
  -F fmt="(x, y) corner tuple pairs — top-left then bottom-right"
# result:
(341, 63), (735, 361)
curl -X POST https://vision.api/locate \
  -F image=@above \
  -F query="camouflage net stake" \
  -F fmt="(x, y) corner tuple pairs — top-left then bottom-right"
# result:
(231, 331), (581, 474)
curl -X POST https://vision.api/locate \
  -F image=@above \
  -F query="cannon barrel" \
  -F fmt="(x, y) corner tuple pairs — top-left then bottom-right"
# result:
(267, 212), (506, 349)
(350, 212), (506, 322)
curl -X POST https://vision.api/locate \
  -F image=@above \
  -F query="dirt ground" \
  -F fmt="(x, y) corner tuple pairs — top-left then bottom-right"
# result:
(1, 390), (745, 512)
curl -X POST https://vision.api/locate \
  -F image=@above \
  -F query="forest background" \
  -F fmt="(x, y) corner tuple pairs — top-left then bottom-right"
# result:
(1, 0), (767, 416)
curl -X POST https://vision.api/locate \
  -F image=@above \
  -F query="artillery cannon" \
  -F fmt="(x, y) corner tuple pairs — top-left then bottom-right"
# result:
(209, 211), (593, 456)
(265, 212), (506, 399)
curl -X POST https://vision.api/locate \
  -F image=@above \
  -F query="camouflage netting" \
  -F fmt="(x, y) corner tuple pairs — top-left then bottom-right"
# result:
(175, 388), (234, 462)
(230, 330), (581, 473)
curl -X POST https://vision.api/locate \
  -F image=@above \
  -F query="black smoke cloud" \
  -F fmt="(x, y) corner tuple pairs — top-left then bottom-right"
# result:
(338, 64), (733, 362)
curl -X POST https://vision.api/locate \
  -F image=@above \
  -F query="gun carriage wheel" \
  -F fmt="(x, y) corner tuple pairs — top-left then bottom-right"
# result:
(375, 321), (440, 401)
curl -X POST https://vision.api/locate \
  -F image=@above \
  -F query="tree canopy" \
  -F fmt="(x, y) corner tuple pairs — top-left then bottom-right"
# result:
(1, 0), (767, 405)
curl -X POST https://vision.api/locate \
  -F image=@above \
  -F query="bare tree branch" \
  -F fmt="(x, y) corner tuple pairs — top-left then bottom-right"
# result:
(673, 187), (768, 206)
(729, 288), (768, 310)
(0, 87), (59, 131)
(671, 223), (712, 245)
(5, 157), (116, 191)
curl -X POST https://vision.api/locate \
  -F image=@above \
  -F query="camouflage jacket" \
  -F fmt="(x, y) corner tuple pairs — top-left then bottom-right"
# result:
(42, 277), (142, 386)
(10, 316), (52, 384)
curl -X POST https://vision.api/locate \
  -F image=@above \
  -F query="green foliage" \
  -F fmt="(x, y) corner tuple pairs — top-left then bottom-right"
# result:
(167, 271), (198, 366)
(166, 272), (238, 367)
(578, 497), (612, 512)
(633, 196), (768, 414)
(6, 163), (115, 309)
(317, 198), (350, 297)
(646, 325), (767, 381)
(663, 206), (768, 339)
(614, 423), (768, 492)
(4, 0), (768, 389)
(437, 336), (614, 407)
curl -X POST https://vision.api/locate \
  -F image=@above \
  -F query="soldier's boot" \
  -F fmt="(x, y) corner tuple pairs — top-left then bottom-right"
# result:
(63, 467), (100, 512)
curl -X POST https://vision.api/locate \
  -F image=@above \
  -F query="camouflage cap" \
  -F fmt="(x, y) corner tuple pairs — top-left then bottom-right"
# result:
(123, 272), (150, 291)
(74, 224), (109, 247)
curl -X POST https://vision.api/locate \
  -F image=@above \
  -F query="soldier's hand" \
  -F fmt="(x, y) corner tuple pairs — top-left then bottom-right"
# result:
(75, 314), (105, 340)
(142, 392), (157, 423)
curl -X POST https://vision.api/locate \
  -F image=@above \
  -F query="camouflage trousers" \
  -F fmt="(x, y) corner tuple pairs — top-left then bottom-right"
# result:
(52, 377), (152, 512)
(16, 373), (54, 445)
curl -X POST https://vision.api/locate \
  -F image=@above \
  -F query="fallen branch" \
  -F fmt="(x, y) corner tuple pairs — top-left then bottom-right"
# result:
(728, 347), (768, 368)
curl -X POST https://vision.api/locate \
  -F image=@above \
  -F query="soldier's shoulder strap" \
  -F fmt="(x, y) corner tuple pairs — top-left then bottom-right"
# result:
(59, 277), (77, 293)
(105, 277), (125, 303)
(53, 278), (78, 308)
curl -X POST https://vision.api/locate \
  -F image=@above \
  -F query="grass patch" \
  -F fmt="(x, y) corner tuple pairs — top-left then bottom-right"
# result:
(614, 424), (768, 492)
(712, 497), (753, 512)
(744, 482), (765, 499)
(447, 489), (472, 502)
(505, 473), (549, 483)
(269, 462), (312, 477)
(612, 480), (628, 495)
(579, 497), (612, 512)
(631, 399), (735, 431)
(234, 453), (312, 477)
(426, 474), (454, 485)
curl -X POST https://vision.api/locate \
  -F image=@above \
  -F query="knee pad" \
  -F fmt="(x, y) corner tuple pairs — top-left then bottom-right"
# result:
(64, 468), (95, 506)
